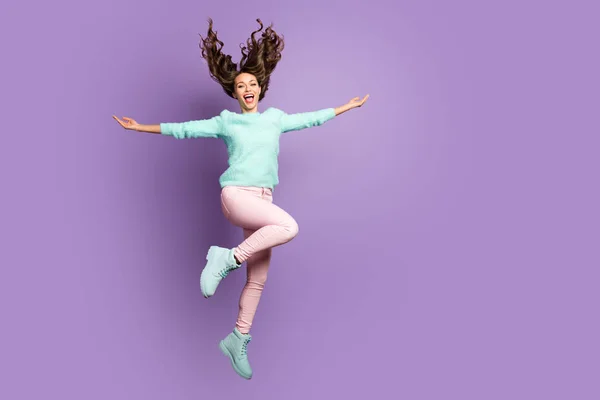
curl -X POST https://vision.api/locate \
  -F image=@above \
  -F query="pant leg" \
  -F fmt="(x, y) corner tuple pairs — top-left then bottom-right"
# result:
(236, 228), (271, 334)
(220, 186), (299, 264)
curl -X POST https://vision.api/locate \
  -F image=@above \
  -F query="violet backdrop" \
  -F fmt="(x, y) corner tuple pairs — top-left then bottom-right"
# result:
(1, 0), (598, 399)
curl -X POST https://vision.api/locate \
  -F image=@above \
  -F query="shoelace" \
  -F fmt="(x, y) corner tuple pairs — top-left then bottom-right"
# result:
(218, 262), (237, 278)
(241, 337), (251, 356)
(218, 268), (230, 278)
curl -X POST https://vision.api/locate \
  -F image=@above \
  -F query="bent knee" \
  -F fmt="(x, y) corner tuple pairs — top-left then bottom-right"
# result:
(283, 218), (299, 241)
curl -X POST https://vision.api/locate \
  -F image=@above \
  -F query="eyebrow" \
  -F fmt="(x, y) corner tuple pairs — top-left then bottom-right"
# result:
(237, 80), (257, 85)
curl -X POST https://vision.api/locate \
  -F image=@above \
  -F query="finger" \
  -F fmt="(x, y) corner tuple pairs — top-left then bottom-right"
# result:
(123, 117), (133, 122)
(114, 117), (129, 128)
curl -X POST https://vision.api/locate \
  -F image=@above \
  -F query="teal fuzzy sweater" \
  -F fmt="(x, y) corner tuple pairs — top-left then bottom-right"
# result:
(160, 107), (336, 189)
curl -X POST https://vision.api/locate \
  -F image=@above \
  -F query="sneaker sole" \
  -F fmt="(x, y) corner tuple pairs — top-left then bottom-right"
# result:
(219, 341), (252, 380)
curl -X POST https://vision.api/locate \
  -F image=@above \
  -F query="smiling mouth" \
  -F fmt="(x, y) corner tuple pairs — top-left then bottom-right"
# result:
(243, 94), (255, 104)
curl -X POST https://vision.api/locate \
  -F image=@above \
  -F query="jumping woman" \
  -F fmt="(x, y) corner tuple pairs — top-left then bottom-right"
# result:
(113, 18), (369, 380)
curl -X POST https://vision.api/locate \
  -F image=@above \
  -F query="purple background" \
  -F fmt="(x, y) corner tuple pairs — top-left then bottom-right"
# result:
(1, 0), (598, 398)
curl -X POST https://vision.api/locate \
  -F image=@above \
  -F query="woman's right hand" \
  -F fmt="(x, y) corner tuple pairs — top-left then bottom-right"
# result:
(113, 115), (140, 131)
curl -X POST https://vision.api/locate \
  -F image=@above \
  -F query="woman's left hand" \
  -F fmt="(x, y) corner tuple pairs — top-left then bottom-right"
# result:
(348, 94), (369, 108)
(334, 94), (370, 116)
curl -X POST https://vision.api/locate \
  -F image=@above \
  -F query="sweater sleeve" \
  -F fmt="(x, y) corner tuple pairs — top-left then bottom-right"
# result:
(160, 114), (225, 139)
(278, 108), (336, 133)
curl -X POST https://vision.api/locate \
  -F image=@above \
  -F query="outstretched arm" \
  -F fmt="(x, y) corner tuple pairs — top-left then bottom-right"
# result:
(279, 94), (369, 133)
(112, 115), (224, 139)
(113, 116), (161, 133)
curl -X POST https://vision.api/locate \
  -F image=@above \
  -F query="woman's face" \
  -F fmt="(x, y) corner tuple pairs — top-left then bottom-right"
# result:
(233, 73), (261, 113)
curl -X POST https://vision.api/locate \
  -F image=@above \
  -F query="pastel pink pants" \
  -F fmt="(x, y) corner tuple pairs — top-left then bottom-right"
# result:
(220, 185), (299, 334)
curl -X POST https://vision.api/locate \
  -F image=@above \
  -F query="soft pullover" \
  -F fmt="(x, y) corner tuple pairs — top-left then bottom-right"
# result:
(160, 107), (336, 189)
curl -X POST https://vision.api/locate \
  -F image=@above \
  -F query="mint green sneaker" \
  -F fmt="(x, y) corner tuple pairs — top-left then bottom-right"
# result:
(219, 328), (253, 380)
(200, 246), (240, 298)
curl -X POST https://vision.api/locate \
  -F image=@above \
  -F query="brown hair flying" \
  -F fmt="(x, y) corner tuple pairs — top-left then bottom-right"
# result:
(199, 18), (285, 101)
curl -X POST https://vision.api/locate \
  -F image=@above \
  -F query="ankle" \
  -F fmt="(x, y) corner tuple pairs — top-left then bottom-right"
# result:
(232, 248), (242, 266)
(236, 326), (250, 335)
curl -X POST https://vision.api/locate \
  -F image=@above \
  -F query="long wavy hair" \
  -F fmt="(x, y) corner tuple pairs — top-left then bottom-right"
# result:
(199, 18), (285, 101)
